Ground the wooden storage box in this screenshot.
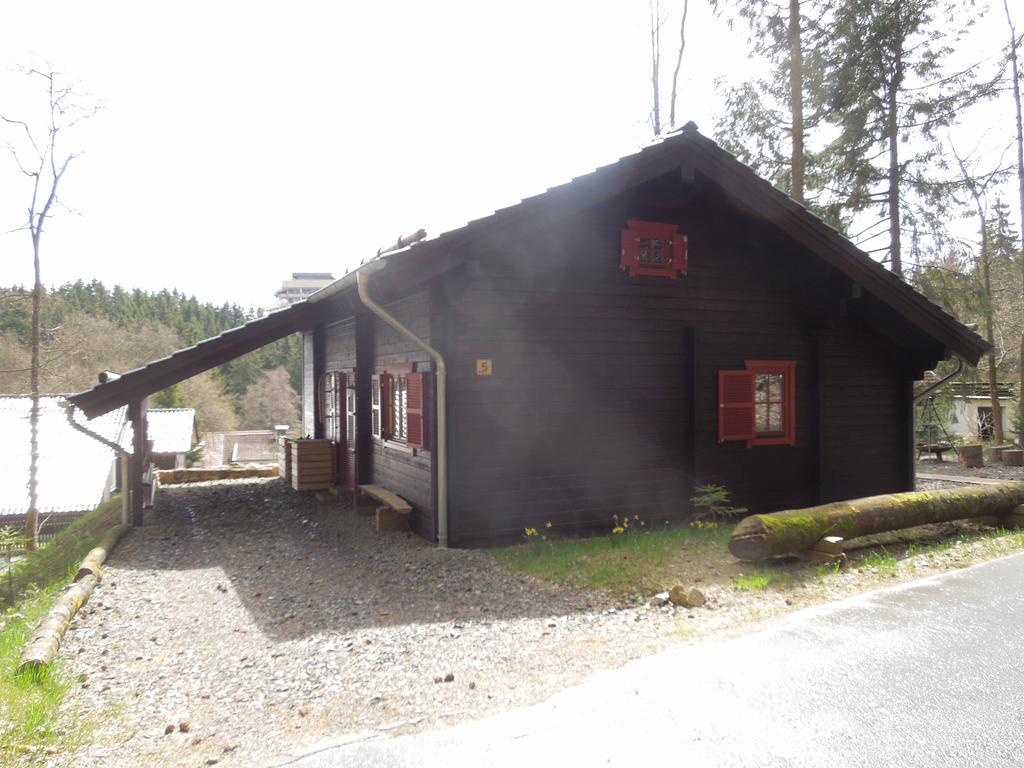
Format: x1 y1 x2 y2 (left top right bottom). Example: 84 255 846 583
279 437 292 481
290 439 335 491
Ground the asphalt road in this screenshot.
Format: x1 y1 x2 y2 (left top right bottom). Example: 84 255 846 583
267 553 1024 768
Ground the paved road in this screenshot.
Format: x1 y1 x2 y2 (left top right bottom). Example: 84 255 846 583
267 553 1024 768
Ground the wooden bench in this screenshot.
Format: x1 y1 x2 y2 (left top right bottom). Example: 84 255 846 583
358 484 412 532
917 442 953 462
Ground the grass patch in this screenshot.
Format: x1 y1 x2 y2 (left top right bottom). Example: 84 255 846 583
2 496 122 610
493 522 734 596
731 568 791 591
0 497 122 762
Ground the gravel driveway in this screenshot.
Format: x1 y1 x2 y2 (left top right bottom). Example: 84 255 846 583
52 479 688 768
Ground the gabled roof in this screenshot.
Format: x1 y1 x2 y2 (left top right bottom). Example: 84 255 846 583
147 408 197 454
70 124 990 418
0 396 128 516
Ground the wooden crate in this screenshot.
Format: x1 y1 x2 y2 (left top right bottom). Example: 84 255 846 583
279 437 292 481
290 439 335 491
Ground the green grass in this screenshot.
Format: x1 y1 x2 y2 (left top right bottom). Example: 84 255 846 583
1 496 122 610
0 497 122 762
493 521 734 596
732 568 792 591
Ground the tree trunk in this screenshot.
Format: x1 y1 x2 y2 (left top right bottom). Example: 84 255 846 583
668 0 689 130
788 0 805 204
729 483 1024 560
26 233 42 551
650 0 662 136
980 215 1005 445
1005 0 1024 445
887 58 903 278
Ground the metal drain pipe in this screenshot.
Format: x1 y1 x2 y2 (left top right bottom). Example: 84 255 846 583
355 261 449 548
913 356 965 404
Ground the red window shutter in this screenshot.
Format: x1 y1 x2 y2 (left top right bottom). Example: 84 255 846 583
719 370 755 442
379 372 393 439
673 234 689 274
371 374 382 438
406 372 425 448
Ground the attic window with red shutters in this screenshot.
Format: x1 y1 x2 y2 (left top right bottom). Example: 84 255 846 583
718 360 796 447
620 219 688 278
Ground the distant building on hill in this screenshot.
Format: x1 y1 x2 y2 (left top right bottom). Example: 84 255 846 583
275 273 334 305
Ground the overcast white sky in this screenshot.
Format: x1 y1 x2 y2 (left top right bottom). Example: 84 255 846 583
0 1 1017 309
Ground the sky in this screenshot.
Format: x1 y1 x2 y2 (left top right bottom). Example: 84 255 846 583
0 1 1018 310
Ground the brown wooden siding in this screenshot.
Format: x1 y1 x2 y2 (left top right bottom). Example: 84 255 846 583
351 289 436 540
820 322 913 500
443 176 909 545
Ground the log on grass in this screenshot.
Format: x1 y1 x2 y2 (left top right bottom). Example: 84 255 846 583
729 483 1024 561
75 524 128 582
18 523 128 673
18 575 97 673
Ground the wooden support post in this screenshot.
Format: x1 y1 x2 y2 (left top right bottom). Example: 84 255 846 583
120 453 130 526
128 399 147 527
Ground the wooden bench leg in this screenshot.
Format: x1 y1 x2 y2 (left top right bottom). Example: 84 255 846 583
376 506 408 533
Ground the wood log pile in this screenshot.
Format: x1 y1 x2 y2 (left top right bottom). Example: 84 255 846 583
729 483 1024 561
18 524 128 673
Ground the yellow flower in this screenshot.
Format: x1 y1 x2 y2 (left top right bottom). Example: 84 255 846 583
612 526 625 535
546 521 553 529
633 514 640 521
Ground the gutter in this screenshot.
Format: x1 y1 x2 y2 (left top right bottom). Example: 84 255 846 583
913 355 965 405
62 400 131 525
354 259 450 548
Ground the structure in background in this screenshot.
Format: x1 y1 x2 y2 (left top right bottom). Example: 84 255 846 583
199 430 280 467
0 396 130 540
275 273 335 306
945 382 1018 443
146 408 198 469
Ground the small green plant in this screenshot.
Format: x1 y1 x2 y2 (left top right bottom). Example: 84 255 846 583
691 484 748 523
522 521 554 555
610 513 644 546
0 526 27 604
732 568 790 591
861 547 899 576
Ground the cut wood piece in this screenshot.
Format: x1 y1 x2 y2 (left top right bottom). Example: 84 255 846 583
75 524 129 582
1003 450 1024 467
376 506 408 532
729 483 1024 560
359 484 412 513
813 536 845 555
991 444 1014 463
802 550 847 565
959 444 984 468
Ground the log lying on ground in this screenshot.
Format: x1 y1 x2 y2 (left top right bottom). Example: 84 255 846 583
729 483 1024 561
75 524 128 582
18 524 129 673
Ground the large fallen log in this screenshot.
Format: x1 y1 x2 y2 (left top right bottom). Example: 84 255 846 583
729 483 1024 561
18 523 129 673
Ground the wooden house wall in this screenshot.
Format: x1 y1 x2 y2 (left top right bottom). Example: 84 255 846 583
315 290 437 539
441 175 913 546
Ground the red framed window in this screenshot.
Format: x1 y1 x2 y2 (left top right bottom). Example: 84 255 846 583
319 371 344 443
718 360 796 447
620 219 688 279
371 365 426 449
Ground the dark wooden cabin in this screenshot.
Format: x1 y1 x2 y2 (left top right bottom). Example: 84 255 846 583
70 124 990 546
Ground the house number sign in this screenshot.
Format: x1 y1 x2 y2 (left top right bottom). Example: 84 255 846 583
476 359 493 376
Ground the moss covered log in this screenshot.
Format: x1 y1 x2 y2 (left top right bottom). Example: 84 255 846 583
729 483 1024 561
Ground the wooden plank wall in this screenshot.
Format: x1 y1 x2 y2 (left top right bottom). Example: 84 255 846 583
442 176 909 546
319 292 436 540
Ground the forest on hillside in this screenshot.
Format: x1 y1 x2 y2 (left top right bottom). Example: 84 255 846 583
0 281 301 434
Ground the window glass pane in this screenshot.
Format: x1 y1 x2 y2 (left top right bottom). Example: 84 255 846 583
768 374 782 403
767 403 783 433
638 237 664 265
755 373 769 402
755 403 769 433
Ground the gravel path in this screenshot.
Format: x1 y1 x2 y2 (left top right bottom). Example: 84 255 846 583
916 457 1024 482
50 471 1000 767
52 479 695 768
